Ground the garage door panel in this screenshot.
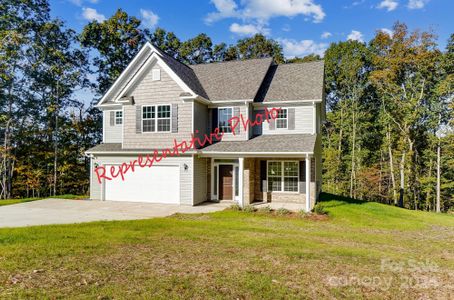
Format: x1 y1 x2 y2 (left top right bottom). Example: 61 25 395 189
104 165 180 204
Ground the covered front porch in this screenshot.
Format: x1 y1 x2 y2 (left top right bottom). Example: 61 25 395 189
204 156 318 212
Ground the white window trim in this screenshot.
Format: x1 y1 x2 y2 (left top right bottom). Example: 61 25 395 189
275 108 288 130
141 104 172 133
218 107 234 135
267 160 299 193
114 110 123 125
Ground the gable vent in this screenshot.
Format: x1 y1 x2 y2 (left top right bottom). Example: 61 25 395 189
152 68 161 81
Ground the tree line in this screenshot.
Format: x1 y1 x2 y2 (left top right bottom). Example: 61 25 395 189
1 1 452 211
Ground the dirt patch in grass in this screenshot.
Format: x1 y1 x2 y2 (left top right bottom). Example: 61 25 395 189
0 197 453 299
169 213 212 221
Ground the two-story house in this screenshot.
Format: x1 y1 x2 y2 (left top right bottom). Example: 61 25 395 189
86 42 325 211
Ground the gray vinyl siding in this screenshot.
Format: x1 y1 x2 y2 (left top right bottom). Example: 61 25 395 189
193 156 208 205
259 103 315 135
103 110 123 143
122 60 192 149
89 154 194 205
193 101 208 147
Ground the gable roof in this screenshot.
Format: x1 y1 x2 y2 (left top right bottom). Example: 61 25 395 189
154 47 208 98
97 42 205 106
97 42 324 106
190 58 273 101
256 61 324 102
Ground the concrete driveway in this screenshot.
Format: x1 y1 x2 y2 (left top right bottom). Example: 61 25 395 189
0 199 230 228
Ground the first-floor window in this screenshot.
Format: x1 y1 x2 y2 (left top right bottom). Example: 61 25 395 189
142 105 171 132
218 107 233 133
283 161 298 192
268 161 282 191
267 161 299 192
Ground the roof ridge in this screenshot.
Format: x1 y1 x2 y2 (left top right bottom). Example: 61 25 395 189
150 42 194 71
280 60 325 67
190 56 273 68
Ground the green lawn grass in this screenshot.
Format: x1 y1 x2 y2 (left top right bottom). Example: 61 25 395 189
0 194 87 207
0 193 452 299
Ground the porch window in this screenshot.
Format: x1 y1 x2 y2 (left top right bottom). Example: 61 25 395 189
283 162 298 192
218 107 233 133
276 108 288 129
267 161 299 192
267 161 282 191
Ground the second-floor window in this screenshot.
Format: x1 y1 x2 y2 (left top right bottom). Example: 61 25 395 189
142 105 171 132
218 107 232 133
115 111 123 125
276 108 288 129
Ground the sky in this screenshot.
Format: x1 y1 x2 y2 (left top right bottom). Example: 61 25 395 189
48 0 453 104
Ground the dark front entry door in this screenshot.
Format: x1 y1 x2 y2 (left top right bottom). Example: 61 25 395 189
219 165 233 200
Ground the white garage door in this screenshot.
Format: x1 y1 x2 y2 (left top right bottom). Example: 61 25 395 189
104 165 180 204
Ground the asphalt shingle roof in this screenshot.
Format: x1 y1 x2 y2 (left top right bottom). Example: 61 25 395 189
86 134 317 154
190 58 273 101
156 49 208 98
200 134 317 153
256 61 324 102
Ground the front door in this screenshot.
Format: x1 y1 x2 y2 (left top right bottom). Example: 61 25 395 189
219 165 233 200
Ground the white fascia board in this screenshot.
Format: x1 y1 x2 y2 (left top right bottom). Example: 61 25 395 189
97 43 153 106
210 99 253 103
180 95 211 105
208 99 253 107
197 151 313 158
253 99 322 106
95 103 123 109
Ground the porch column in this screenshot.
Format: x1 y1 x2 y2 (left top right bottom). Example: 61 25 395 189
305 154 311 212
239 157 244 207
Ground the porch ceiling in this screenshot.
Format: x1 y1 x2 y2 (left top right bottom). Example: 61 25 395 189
199 134 316 154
